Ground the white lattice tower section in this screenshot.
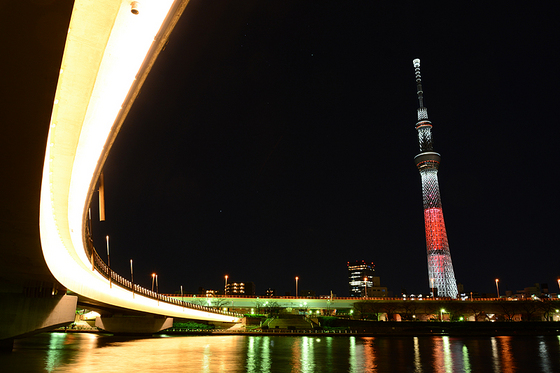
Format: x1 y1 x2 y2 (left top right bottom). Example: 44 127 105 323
413 59 458 298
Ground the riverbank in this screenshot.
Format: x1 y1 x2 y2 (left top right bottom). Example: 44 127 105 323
56 321 560 337
164 321 560 337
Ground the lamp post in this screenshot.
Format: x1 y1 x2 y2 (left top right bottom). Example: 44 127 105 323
225 275 228 294
440 308 445 321
363 276 368 298
152 273 156 292
130 259 134 298
155 274 159 305
106 235 111 288
295 276 299 297
495 279 500 298
181 285 184 310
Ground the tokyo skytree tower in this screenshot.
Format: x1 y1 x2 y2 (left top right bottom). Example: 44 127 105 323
413 59 458 298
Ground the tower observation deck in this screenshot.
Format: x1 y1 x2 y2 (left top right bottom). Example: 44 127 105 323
413 59 458 298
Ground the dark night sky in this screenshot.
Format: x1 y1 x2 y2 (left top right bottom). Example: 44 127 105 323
91 2 560 297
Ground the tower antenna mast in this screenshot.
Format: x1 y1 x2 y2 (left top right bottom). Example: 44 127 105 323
413 59 458 298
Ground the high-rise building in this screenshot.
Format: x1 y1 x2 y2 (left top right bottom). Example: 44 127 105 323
347 260 375 297
413 59 458 298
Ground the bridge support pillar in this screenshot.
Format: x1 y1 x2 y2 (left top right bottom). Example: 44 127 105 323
95 315 173 334
0 293 77 349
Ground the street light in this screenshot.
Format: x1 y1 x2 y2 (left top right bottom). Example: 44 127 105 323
363 277 368 298
152 273 156 292
440 308 445 321
295 276 299 297
106 235 111 287
225 275 228 294
495 279 500 298
130 259 134 298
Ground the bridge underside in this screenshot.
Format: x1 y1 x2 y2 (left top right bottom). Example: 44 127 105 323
0 0 76 347
1 0 238 347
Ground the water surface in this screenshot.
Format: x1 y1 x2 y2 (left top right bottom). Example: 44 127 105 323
2 332 560 372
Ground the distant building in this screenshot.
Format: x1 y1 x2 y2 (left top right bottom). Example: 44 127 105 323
348 260 374 297
225 281 255 295
519 283 549 298
347 260 388 297
205 289 221 297
265 288 276 297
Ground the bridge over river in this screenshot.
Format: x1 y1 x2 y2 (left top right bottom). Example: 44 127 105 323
3 1 559 351
1 0 240 349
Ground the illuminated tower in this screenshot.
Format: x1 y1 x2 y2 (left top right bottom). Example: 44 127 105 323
413 59 458 298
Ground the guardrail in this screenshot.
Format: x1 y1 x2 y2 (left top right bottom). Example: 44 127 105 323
156 293 560 302
84 234 242 318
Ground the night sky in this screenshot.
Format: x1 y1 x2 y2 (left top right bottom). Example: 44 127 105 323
90 2 559 297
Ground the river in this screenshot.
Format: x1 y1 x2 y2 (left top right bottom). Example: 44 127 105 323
1 332 560 372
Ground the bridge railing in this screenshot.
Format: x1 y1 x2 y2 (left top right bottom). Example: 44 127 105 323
84 233 241 318
156 293 560 302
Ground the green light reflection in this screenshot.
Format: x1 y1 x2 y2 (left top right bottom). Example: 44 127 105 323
246 336 256 372
326 337 333 368
260 336 271 373
462 344 471 373
45 333 67 373
300 336 315 373
442 336 452 371
348 336 356 371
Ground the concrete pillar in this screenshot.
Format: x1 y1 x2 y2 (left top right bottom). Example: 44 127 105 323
0 293 77 346
95 315 173 334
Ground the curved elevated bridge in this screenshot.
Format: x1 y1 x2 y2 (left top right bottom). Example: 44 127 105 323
1 0 239 349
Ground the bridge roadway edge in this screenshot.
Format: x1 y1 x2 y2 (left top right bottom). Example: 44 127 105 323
1 0 238 347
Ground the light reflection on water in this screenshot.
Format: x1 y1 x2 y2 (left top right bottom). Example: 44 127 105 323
2 332 560 372
491 336 501 373
497 336 515 373
538 336 552 373
462 344 471 373
414 336 423 373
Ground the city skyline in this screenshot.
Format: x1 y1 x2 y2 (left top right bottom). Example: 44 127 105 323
86 2 559 297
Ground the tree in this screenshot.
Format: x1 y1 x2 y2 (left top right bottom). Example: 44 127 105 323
466 303 488 322
188 297 208 307
353 300 381 320
442 300 468 321
497 300 519 321
400 301 420 321
262 301 283 316
422 303 439 321
381 302 399 321
210 298 229 309
518 300 542 321
539 300 557 321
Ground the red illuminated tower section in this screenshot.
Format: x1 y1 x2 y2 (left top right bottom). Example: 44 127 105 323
413 59 458 298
